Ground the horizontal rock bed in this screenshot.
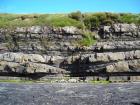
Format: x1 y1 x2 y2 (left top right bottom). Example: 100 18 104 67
0 24 140 79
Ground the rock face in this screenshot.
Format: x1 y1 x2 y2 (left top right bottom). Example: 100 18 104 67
99 23 140 39
0 26 83 75
0 61 66 74
0 24 140 76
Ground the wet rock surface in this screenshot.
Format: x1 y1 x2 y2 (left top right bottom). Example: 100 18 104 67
0 83 140 105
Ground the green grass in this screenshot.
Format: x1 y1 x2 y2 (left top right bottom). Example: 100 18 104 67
0 13 83 29
45 16 83 28
79 31 96 46
0 12 139 29
120 13 140 24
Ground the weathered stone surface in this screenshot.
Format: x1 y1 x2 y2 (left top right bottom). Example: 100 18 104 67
0 52 66 65
128 60 140 71
27 26 42 33
0 24 140 75
0 53 46 63
80 51 140 63
125 51 134 59
67 55 81 64
94 41 140 51
15 27 27 33
100 23 139 39
96 53 109 62
106 65 115 72
61 26 81 34
14 26 82 35
134 50 140 59
0 52 67 74
0 61 66 74
106 61 129 72
46 55 65 64
120 23 137 32
68 79 77 83
114 61 129 72
0 26 83 56
113 24 121 32
108 52 125 61
88 54 96 62
0 61 19 72
106 59 140 72
26 62 66 73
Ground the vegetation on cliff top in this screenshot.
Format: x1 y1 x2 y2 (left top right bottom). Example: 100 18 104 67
0 12 140 29
1 12 139 47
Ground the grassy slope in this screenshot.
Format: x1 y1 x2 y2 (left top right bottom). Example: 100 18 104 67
0 12 140 29
0 12 140 46
0 13 83 28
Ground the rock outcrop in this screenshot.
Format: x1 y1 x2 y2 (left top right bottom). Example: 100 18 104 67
99 23 140 39
0 24 140 77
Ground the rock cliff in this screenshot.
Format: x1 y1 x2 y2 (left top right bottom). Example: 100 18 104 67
0 24 140 77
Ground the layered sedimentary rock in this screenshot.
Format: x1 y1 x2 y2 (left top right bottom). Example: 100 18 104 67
99 23 140 39
0 24 140 76
0 26 83 75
